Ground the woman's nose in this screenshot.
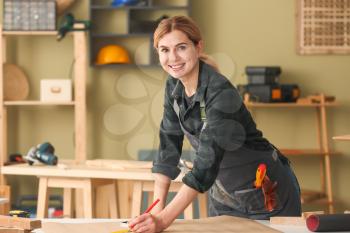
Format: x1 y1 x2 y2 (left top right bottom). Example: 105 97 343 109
169 50 179 62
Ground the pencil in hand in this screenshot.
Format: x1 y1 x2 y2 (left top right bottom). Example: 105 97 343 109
121 198 160 224
144 198 160 214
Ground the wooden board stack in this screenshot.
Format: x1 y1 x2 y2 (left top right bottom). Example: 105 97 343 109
0 215 41 233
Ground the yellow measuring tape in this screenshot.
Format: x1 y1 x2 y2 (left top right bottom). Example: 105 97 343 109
111 229 129 233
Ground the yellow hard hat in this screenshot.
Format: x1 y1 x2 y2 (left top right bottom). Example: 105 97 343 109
96 45 131 65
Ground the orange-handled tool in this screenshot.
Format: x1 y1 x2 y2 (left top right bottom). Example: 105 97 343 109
254 163 267 188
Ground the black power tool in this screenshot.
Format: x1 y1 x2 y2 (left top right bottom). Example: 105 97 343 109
25 142 58 166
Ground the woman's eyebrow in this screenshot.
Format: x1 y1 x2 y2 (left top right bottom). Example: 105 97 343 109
158 45 168 49
159 42 188 49
175 42 188 47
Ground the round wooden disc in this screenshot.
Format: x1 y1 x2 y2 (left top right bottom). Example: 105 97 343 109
3 63 30 101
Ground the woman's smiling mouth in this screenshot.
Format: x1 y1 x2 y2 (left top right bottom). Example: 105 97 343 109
169 63 185 71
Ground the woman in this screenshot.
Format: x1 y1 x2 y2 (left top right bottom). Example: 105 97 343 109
129 15 301 233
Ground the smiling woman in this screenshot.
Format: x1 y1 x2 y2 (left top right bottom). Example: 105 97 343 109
128 16 302 233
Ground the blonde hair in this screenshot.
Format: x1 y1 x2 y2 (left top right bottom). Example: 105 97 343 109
153 16 219 72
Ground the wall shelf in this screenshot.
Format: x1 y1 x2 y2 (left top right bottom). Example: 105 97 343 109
3 31 57 36
332 135 350 141
280 149 340 156
91 5 188 10
89 0 190 66
92 63 160 68
4 101 76 106
0 26 88 186
91 33 152 38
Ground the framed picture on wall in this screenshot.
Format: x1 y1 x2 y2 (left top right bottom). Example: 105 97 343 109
296 0 350 54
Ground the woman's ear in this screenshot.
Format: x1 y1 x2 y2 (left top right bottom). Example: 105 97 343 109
197 40 204 54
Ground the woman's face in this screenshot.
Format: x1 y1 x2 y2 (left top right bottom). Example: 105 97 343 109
157 30 201 80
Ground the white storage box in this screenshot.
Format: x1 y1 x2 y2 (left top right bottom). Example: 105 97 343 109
40 79 72 102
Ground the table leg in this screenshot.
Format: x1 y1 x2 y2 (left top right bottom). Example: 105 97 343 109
198 192 208 218
83 179 93 218
37 177 49 219
131 181 142 218
63 188 73 218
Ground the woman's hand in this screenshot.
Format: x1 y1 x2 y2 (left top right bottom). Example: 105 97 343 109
128 213 164 233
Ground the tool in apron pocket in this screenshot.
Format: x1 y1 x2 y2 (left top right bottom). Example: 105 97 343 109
254 163 278 212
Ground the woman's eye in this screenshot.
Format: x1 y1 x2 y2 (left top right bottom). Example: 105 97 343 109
178 45 187 51
160 48 168 53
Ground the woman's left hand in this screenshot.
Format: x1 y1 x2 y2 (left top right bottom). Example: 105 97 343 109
128 213 163 233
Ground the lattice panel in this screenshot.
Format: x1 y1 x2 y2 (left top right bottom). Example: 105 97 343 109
296 0 350 54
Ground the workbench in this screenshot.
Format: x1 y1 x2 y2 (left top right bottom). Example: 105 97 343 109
1 160 207 219
29 216 312 233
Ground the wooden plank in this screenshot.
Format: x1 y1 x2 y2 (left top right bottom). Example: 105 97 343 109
1 163 187 182
117 180 132 218
0 227 31 233
85 160 152 169
333 135 350 141
0 215 41 230
0 26 7 185
47 177 91 189
108 182 119 218
73 30 87 162
302 211 324 219
320 94 334 213
95 182 118 218
270 216 305 226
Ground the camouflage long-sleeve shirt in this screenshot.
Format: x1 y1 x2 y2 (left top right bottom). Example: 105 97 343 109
152 61 272 193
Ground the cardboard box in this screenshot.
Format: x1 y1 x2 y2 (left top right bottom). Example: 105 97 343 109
40 79 72 102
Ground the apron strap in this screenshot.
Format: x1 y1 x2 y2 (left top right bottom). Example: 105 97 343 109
173 99 207 133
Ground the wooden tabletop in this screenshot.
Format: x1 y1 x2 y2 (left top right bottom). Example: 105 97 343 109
332 135 350 141
35 217 314 233
1 160 184 182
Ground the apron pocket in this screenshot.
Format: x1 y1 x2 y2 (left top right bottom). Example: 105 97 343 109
210 179 282 215
234 186 282 215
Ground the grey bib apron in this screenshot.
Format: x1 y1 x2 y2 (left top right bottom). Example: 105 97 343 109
173 98 301 220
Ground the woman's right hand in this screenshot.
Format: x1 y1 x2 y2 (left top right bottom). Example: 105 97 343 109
129 213 164 233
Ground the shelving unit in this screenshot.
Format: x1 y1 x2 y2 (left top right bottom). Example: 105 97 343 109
245 94 338 213
0 26 88 184
89 0 190 67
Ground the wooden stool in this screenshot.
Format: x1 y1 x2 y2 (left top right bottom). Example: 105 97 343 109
131 181 208 219
36 177 118 218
